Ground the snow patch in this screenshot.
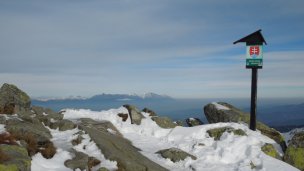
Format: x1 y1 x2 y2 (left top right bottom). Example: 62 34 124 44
62 108 299 171
31 149 72 171
0 124 6 134
212 102 230 110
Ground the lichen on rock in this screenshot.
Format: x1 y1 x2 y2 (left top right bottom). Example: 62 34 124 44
261 143 281 160
284 132 304 171
207 127 247 140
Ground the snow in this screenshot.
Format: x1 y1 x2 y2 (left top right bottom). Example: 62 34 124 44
0 124 6 134
31 149 72 171
63 107 300 171
212 102 230 110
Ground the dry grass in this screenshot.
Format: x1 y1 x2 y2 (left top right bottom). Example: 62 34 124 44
11 131 57 158
40 141 56 159
10 131 38 156
88 157 101 171
0 132 18 145
0 148 10 162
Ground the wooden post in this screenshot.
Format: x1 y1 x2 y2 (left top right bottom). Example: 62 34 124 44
250 68 258 130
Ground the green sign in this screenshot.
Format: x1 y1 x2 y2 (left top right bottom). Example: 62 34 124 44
246 45 263 68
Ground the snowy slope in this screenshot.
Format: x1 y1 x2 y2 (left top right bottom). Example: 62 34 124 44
61 107 299 171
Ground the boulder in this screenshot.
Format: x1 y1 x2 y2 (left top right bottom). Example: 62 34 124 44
123 105 145 125
204 102 287 151
186 118 203 127
0 144 31 171
156 148 197 162
151 116 177 129
77 118 168 171
5 117 56 158
6 117 52 145
0 83 31 114
261 143 281 160
142 108 157 116
50 119 76 131
207 127 247 140
65 150 100 171
284 132 304 171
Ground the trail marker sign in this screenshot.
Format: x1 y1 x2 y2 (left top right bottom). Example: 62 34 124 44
233 29 267 131
246 45 263 68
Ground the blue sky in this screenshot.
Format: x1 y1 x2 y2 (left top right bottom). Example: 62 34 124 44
0 0 304 98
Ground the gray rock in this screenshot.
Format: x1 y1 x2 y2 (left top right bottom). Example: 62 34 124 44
207 127 247 140
142 108 157 116
50 119 76 131
6 117 52 144
0 83 31 114
204 102 287 152
151 116 177 129
283 132 304 171
64 150 100 171
186 118 203 127
123 104 145 125
78 118 168 171
32 106 63 127
80 118 122 137
0 144 31 171
156 148 197 162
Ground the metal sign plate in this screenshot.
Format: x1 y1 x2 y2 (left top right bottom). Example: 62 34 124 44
246 45 263 68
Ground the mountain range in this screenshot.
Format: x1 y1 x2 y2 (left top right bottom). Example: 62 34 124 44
32 93 304 131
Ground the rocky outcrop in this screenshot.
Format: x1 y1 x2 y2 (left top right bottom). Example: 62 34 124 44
151 116 177 129
78 118 168 171
284 132 304 171
156 148 197 162
207 127 247 140
0 83 31 114
0 144 31 171
123 104 145 125
186 118 203 127
204 102 287 151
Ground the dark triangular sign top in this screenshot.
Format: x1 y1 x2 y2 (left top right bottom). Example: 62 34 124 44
233 29 267 46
